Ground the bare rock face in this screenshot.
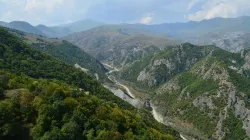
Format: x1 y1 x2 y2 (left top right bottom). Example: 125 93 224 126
156 79 180 95
233 99 250 137
214 110 226 140
136 58 176 87
191 32 250 53
137 70 157 87
193 95 216 110
242 51 250 71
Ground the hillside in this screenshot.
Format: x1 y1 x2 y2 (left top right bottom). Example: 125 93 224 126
7 28 108 81
0 27 180 139
116 43 250 139
62 25 177 68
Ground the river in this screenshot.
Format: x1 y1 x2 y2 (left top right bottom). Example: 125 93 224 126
103 63 187 140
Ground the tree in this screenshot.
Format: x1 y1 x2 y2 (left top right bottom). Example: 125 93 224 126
0 87 4 98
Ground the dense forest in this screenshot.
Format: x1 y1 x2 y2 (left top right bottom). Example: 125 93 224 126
7 28 108 81
0 27 180 139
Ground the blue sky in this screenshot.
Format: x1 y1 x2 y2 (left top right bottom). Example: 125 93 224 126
0 0 250 26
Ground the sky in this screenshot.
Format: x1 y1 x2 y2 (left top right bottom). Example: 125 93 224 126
0 0 250 26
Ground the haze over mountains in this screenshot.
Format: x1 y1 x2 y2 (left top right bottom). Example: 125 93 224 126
0 19 106 37
1 16 250 53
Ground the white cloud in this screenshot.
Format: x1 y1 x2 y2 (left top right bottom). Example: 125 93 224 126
0 0 25 6
0 11 12 22
139 14 153 24
188 0 250 21
24 0 65 13
187 0 201 11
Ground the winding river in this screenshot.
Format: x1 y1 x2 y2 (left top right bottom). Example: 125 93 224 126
102 63 187 140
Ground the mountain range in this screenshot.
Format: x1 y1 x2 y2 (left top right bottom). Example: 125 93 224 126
0 19 105 38
61 17 250 69
2 16 250 53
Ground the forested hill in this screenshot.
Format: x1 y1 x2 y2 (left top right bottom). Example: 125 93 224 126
6 28 108 81
0 27 180 139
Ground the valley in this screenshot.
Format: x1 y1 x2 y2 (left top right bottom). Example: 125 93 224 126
103 64 189 139
100 43 250 139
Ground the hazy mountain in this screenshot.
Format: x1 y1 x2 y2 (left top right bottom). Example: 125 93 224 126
121 16 250 52
36 24 73 37
36 24 56 36
0 21 7 27
62 19 105 32
117 43 250 139
49 26 73 37
62 25 177 68
6 21 46 36
142 16 250 37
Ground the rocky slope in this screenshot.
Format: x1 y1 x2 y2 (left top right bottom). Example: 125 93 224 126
62 25 177 68
185 32 250 53
117 43 250 139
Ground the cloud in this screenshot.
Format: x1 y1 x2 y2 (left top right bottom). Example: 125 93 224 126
187 0 201 11
0 11 12 21
188 0 250 21
139 14 154 24
0 0 249 25
24 0 65 13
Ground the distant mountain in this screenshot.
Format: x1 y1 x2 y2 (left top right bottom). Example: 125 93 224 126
6 21 46 36
62 25 177 68
142 16 250 37
63 19 105 32
36 24 56 36
124 16 250 52
36 24 73 37
49 26 73 37
0 21 73 37
0 21 7 27
189 32 250 52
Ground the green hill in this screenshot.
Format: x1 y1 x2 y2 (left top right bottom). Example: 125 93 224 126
7 28 108 81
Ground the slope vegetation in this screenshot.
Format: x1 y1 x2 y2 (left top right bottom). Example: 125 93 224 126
7 28 108 81
0 27 180 139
